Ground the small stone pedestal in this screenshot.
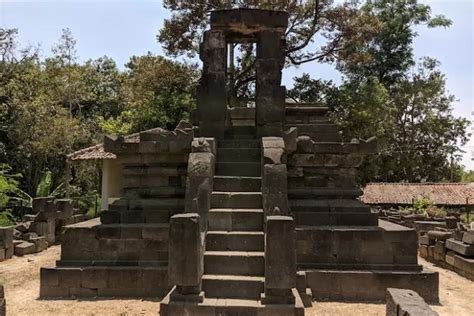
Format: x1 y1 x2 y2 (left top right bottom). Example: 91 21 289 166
262 215 296 304
167 213 204 303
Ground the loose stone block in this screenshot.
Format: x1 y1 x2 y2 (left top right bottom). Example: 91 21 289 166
427 230 451 241
386 288 438 316
462 230 474 244
433 241 446 262
31 236 48 252
14 241 36 256
445 238 474 257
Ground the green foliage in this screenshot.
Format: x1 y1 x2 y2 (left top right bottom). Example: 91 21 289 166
36 170 52 197
413 197 432 214
158 0 381 97
0 210 14 227
0 164 21 207
1 28 197 198
289 0 468 183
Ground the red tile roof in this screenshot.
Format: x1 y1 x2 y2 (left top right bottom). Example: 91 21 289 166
362 183 474 206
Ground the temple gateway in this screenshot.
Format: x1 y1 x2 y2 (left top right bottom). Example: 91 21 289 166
40 8 439 315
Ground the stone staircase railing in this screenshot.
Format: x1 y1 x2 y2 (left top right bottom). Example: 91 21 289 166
166 137 216 303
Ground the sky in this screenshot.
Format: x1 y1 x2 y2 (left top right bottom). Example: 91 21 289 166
1 0 473 168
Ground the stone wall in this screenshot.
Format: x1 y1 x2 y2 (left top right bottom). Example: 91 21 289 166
419 229 474 281
40 121 194 298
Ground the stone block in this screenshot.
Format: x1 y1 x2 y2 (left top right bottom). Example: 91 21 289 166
168 214 202 291
21 232 38 241
427 230 451 241
32 197 53 213
0 227 13 247
15 222 30 233
452 254 474 279
265 216 296 293
445 238 474 257
386 288 438 316
445 251 456 266
14 241 36 256
262 164 288 217
433 241 446 262
81 268 108 289
462 230 474 244
41 267 60 287
31 236 48 252
4 247 13 259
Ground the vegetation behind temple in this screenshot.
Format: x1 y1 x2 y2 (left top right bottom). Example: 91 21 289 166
0 0 471 208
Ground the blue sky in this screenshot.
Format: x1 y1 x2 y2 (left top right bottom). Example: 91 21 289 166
1 0 473 169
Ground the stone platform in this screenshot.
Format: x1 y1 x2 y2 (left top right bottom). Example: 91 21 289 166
160 287 304 316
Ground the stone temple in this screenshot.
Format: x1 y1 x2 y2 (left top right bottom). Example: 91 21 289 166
40 8 439 315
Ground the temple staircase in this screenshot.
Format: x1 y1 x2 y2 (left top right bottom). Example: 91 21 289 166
203 128 265 299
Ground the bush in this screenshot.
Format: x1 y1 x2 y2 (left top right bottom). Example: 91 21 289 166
0 210 14 227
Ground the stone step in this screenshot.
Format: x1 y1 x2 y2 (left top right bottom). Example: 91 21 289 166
202 274 264 300
101 209 181 224
123 187 185 199
216 162 261 177
289 199 370 213
211 192 262 209
218 139 260 148
208 209 264 231
225 134 257 140
216 148 260 163
206 231 264 251
108 198 185 211
204 251 264 276
294 212 378 226
226 126 256 135
213 176 261 192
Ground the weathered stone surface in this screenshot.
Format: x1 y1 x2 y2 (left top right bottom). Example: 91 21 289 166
445 238 474 257
15 222 30 233
0 227 13 250
265 216 296 294
262 164 288 217
14 241 36 256
168 214 202 291
462 230 474 244
427 230 452 241
386 288 438 316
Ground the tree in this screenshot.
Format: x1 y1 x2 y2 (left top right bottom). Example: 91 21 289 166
338 0 452 85
98 53 198 134
289 0 468 183
158 0 381 97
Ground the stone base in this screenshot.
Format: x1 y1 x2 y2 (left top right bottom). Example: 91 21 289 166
305 268 439 304
40 265 169 298
160 288 305 315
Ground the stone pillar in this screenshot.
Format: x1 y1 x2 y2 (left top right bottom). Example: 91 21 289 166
256 30 286 137
261 137 288 217
197 30 227 139
168 213 204 302
263 216 296 304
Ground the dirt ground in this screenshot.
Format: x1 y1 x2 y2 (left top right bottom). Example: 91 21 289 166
0 246 472 315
